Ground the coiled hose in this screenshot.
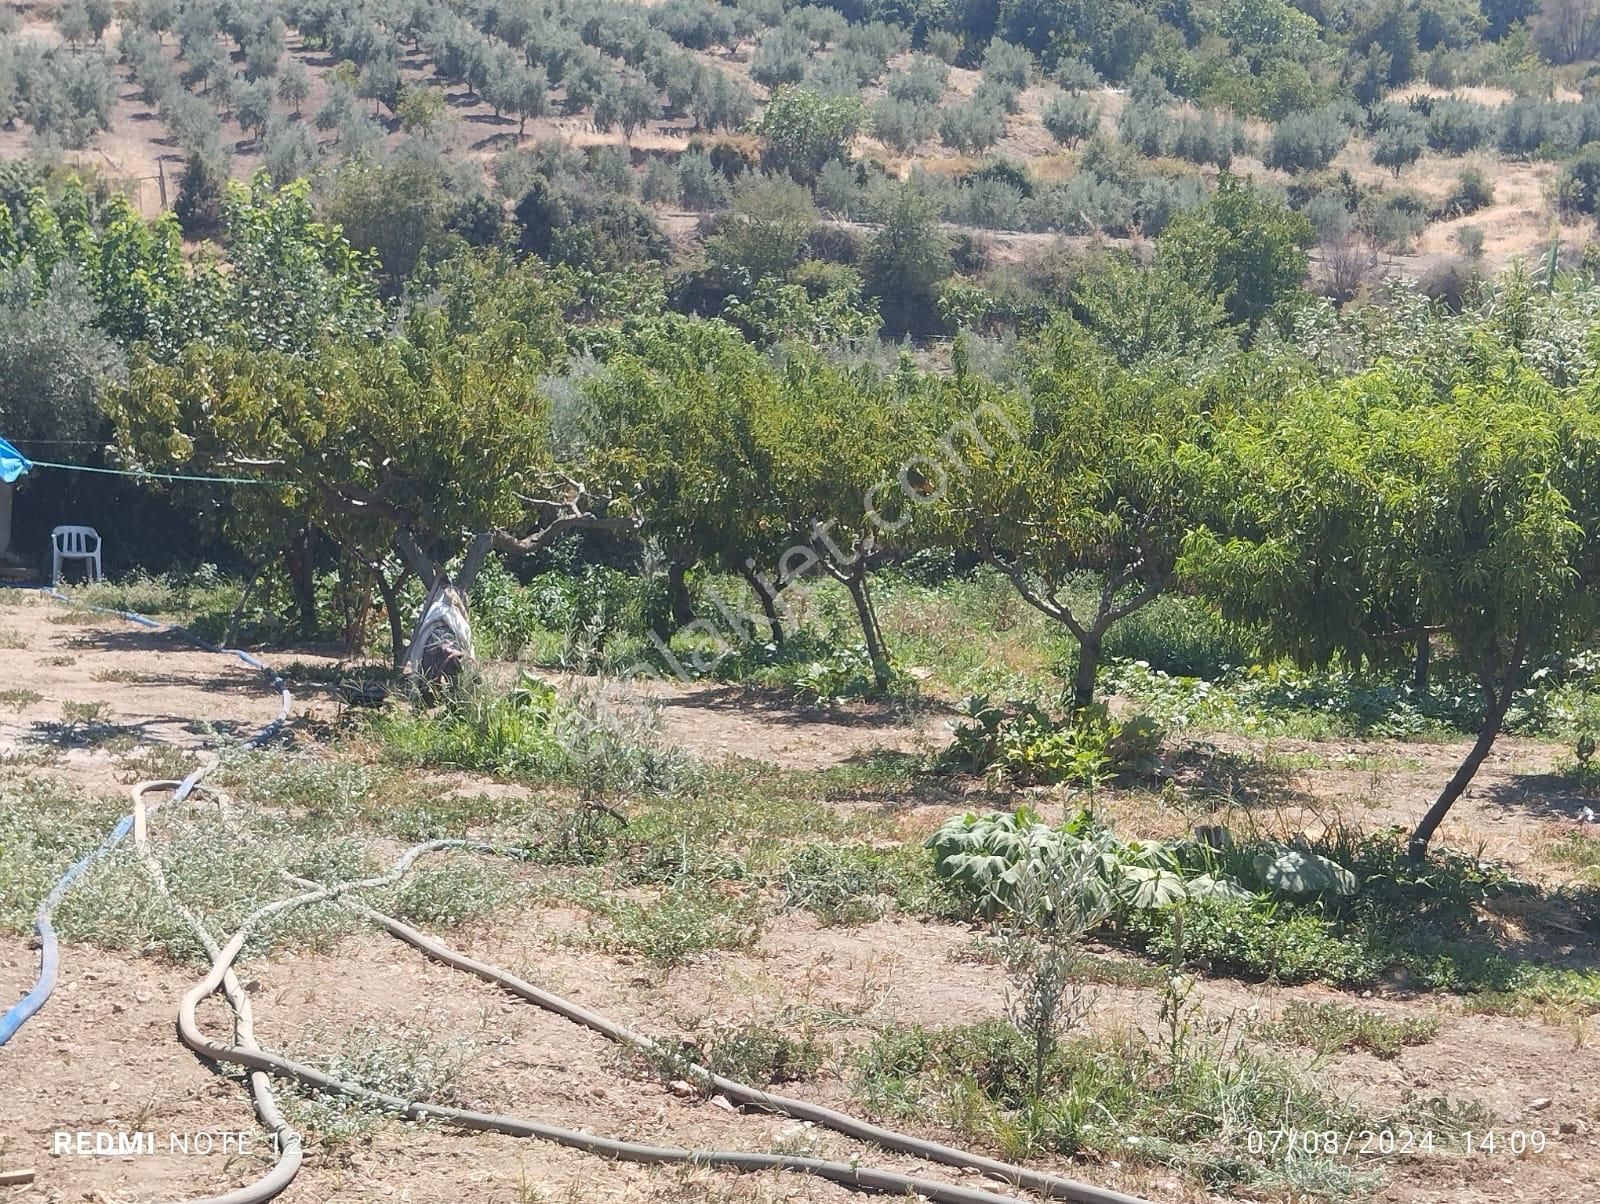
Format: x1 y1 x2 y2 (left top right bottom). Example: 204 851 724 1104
167 838 1151 1204
131 780 304 1204
0 590 291 1049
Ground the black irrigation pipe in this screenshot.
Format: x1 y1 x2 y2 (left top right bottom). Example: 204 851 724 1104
172 841 1152 1204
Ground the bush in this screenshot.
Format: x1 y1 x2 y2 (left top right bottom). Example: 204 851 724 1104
1560 143 1600 215
946 176 1026 229
373 672 699 797
1170 111 1243 168
174 148 226 236
1358 188 1430 251
1266 108 1349 172
1443 166 1494 216
871 95 936 154
640 156 680 204
1498 96 1562 156
1042 91 1097 147
1425 97 1497 154
981 38 1034 93
938 701 1163 786
1372 115 1425 175
750 24 810 89
886 54 948 106
1117 101 1171 157
939 97 1007 153
676 149 728 210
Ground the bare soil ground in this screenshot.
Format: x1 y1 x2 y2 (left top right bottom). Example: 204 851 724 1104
1 594 1598 1204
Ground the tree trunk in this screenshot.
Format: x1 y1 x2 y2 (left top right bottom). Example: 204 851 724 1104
1413 631 1431 693
1407 667 1518 859
285 526 318 636
843 569 891 692
666 561 696 628
740 565 785 646
373 563 406 669
1071 634 1103 710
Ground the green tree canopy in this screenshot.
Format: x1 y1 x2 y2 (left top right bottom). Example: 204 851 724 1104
1181 348 1600 855
1157 173 1312 334
931 326 1225 707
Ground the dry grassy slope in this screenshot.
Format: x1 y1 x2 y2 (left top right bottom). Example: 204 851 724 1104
2 5 1594 274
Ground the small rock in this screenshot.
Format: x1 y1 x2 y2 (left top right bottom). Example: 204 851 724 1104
1560 1121 1578 1135
710 1095 734 1112
668 1079 697 1098
134 991 152 1005
1529 1097 1552 1111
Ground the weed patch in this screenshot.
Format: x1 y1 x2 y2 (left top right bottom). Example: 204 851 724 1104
1252 1000 1439 1058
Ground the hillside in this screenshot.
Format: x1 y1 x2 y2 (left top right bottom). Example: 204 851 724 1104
3 0 1599 298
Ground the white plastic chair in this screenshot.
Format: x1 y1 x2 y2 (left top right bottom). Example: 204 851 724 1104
51 526 103 585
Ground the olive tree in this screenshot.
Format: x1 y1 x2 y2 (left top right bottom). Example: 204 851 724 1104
1181 356 1600 858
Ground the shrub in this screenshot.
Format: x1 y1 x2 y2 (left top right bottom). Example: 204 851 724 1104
946 176 1026 229
886 54 947 106
1117 101 1171 157
981 38 1034 93
373 672 699 797
1042 91 1097 147
1498 96 1561 156
925 29 961 64
750 24 810 89
1359 188 1429 251
1372 115 1426 175
640 156 680 204
871 95 936 154
939 97 1007 153
1559 143 1600 216
1443 166 1494 216
1425 97 1497 154
1454 224 1485 258
1266 108 1349 172
1170 111 1243 168
174 148 226 236
676 149 728 210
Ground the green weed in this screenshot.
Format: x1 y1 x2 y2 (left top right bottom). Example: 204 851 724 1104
646 1022 826 1091
283 1023 479 1159
855 1015 1386 1198
372 673 699 797
1252 1000 1439 1058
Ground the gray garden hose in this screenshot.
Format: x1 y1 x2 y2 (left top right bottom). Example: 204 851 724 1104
131 781 305 1204
318 887 1152 1204
169 840 1151 1204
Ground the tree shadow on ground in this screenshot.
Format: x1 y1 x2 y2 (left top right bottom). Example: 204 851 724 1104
1167 741 1317 811
1483 773 1598 823
652 682 935 730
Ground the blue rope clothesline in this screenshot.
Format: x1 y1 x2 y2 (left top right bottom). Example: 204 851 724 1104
24 459 289 486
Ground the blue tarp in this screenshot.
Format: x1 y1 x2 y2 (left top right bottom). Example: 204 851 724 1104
0 437 29 484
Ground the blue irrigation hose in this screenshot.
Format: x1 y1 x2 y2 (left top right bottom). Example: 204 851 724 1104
0 587 291 1048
